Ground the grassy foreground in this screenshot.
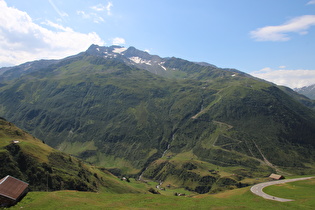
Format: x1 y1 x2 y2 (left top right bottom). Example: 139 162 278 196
10 178 315 209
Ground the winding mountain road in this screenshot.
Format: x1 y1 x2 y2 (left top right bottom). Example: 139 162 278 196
250 177 314 202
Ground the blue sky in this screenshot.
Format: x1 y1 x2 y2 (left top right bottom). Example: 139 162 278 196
0 0 315 88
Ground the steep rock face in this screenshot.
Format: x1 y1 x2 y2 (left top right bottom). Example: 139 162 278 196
85 45 171 76
0 45 315 191
84 45 243 79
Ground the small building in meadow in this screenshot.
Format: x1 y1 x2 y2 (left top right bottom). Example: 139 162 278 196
269 173 285 180
0 175 29 207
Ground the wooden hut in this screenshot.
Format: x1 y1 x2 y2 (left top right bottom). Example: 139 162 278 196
269 173 285 180
0 175 29 207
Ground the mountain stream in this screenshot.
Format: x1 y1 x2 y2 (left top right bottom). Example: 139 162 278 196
138 130 177 181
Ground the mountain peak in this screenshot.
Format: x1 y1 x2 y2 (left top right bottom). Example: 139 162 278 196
295 83 315 100
84 45 168 74
86 45 147 56
86 44 129 56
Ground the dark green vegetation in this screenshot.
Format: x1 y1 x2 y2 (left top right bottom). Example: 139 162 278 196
0 117 140 193
0 45 315 194
10 178 315 209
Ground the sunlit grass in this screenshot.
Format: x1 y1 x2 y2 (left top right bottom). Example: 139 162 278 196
12 178 315 210
263 178 315 201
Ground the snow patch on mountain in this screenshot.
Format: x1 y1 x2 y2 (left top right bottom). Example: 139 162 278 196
295 84 315 91
129 57 152 65
113 47 127 54
104 54 117 59
159 63 167 71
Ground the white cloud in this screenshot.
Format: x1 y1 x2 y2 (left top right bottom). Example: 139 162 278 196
41 20 73 32
251 68 315 88
250 15 315 41
0 0 104 67
258 67 273 72
78 3 112 23
307 0 315 5
106 2 113 16
77 10 90 19
77 10 105 23
48 0 68 19
91 4 106 12
112 37 126 45
91 2 113 16
94 16 105 23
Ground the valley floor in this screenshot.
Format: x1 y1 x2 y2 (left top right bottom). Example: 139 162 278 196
9 177 315 210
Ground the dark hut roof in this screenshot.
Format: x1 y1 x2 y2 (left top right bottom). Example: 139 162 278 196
269 173 285 180
0 175 29 200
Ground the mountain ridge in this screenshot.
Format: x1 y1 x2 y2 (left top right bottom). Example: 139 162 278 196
295 84 315 100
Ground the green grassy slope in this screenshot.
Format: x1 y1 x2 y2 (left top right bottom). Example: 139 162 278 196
0 117 141 193
10 178 315 209
263 178 315 201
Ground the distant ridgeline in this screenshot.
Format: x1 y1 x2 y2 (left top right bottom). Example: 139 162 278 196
0 45 315 194
295 84 315 100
